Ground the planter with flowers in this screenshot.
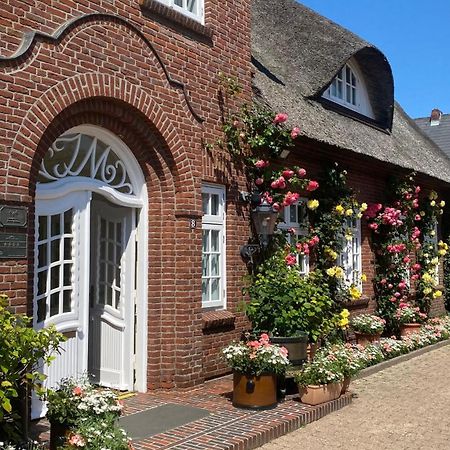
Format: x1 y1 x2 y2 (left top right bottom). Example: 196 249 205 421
44 377 129 450
222 333 290 409
294 353 344 405
394 303 427 337
351 314 386 346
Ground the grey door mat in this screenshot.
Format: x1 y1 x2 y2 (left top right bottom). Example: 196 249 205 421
119 403 210 439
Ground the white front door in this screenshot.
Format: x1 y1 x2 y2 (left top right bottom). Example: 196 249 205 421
88 198 135 390
32 191 91 419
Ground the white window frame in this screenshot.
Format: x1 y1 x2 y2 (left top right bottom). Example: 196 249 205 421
154 0 204 24
322 59 375 119
339 217 362 290
202 184 226 309
278 199 310 276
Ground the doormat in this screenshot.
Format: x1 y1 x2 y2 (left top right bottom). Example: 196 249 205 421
119 403 210 439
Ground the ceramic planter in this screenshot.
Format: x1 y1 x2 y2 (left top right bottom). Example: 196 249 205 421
271 333 308 366
232 372 277 409
400 323 421 337
298 381 343 406
354 331 381 347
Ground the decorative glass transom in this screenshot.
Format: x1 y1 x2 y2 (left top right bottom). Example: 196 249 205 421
38 134 134 195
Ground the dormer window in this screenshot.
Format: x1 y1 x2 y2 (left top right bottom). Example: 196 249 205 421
155 0 204 24
323 60 375 119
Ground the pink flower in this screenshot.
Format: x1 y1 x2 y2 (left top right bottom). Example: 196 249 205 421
302 243 310 255
380 278 387 285
72 386 84 396
283 191 300 206
261 192 273 204
290 127 300 139
388 283 393 289
285 253 297 266
273 112 288 124
272 202 280 212
282 169 295 179
364 203 383 219
68 434 86 447
271 180 279 189
279 346 289 357
414 214 421 221
394 292 401 298
255 177 264 186
404 193 412 200
247 340 261 349
311 235 320 244
306 180 319 191
412 263 421 271
412 198 419 209
368 222 378 230
415 186 421 194
411 274 420 281
403 256 411 264
297 168 306 177
255 160 269 169
389 297 397 302
259 333 270 344
398 281 407 290
287 227 296 234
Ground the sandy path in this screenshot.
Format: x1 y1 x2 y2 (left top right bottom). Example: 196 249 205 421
260 344 450 450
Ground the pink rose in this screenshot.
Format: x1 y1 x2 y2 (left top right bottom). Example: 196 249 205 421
290 127 300 139
280 346 289 357
415 186 421 194
368 223 378 230
412 198 419 209
380 278 387 285
285 253 297 266
259 333 270 344
255 177 264 185
72 386 84 396
272 202 280 212
297 168 306 177
68 434 85 447
287 227 296 234
282 169 294 179
255 160 269 169
271 180 279 189
273 112 288 124
306 180 319 191
388 283 393 289
414 214 421 221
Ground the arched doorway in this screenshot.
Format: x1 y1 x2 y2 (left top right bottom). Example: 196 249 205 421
32 125 148 418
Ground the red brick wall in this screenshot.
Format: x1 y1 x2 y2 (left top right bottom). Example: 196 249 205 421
0 0 251 389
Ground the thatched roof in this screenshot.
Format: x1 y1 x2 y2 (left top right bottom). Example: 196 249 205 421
415 113 450 158
251 0 450 183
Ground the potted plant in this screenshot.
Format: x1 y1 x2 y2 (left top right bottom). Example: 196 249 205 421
350 314 386 346
294 353 344 405
244 250 336 365
44 376 124 450
222 333 290 409
394 303 427 337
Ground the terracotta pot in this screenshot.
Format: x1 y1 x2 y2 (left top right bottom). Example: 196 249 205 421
400 323 421 337
50 420 72 450
232 372 277 409
298 382 343 406
271 334 308 366
341 376 351 395
354 331 381 347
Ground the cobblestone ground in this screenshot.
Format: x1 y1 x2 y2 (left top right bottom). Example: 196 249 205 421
261 344 450 450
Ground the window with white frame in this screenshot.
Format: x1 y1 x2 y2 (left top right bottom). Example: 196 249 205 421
155 0 204 23
322 60 375 119
278 200 309 276
339 217 362 289
202 184 226 309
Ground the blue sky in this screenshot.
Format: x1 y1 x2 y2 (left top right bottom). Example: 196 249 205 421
297 0 450 119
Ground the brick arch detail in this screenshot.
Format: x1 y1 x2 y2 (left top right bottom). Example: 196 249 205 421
5 72 198 214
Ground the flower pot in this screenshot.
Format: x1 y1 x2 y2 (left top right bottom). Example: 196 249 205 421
50 420 72 450
271 333 308 366
232 372 277 409
298 382 343 406
341 376 351 395
400 323 421 337
354 331 381 347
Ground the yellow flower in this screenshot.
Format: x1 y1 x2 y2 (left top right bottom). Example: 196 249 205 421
430 200 436 207
340 309 350 319
440 200 446 207
429 191 438 200
361 273 367 282
345 229 353 241
433 290 443 298
339 318 349 329
423 287 432 295
357 212 363 219
335 205 345 215
438 249 447 257
335 266 344 278
431 257 439 265
345 208 353 217
430 230 436 237
349 286 361 300
422 273 433 283
326 267 336 277
307 199 319 210
360 203 368 212
420 211 426 217
325 248 338 260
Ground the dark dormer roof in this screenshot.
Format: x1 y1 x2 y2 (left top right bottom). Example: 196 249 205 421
251 0 450 183
415 113 450 158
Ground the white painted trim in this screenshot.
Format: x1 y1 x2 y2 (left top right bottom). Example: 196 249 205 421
154 0 204 24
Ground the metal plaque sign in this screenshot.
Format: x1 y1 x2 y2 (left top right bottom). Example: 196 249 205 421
0 206 28 228
0 233 27 258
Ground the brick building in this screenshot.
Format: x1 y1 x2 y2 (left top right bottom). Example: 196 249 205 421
0 0 449 419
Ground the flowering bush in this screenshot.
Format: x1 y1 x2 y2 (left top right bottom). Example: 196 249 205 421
350 314 386 335
317 343 363 378
222 333 290 376
45 376 122 426
294 352 344 386
394 303 427 325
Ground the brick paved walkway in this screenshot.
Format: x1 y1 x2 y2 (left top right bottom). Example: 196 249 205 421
260 343 450 450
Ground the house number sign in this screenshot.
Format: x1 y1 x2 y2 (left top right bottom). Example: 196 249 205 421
0 206 28 258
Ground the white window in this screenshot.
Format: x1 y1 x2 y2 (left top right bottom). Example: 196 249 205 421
278 200 309 276
339 217 362 289
155 0 204 23
202 184 226 309
323 60 375 119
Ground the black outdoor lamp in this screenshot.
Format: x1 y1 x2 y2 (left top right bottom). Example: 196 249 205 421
240 196 279 266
